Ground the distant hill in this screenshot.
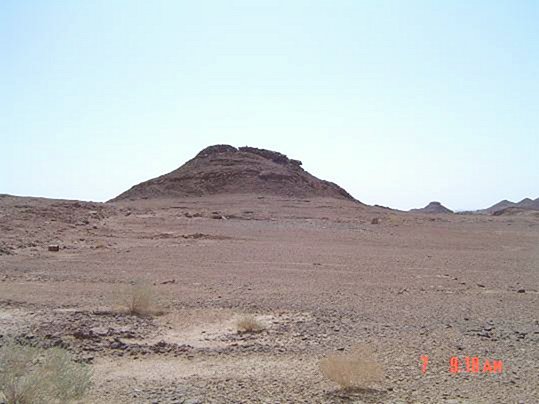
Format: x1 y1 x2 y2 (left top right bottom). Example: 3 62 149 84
482 199 514 213
517 198 538 209
409 201 453 214
110 145 358 202
479 197 539 215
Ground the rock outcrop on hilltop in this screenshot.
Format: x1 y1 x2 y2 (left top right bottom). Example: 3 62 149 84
110 145 357 202
410 201 453 214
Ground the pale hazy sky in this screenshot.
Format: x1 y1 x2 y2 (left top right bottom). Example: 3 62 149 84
1 1 538 210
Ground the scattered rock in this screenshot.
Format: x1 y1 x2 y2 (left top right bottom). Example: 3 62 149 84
397 288 408 295
184 212 202 218
0 245 13 255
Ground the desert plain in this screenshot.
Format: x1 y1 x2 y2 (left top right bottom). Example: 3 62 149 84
0 191 537 403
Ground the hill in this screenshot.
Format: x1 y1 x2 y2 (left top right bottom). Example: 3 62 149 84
409 201 453 214
110 145 357 202
480 197 539 214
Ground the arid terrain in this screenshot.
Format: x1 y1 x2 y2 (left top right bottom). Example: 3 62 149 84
3 0 538 398
1 191 538 403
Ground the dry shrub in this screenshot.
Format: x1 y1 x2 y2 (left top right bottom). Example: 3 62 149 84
236 315 266 334
0 342 92 404
120 281 161 317
319 345 384 390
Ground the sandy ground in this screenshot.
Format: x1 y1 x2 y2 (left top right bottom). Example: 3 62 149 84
0 194 538 403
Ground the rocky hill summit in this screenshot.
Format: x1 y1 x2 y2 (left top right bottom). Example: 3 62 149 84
110 145 357 202
410 201 453 214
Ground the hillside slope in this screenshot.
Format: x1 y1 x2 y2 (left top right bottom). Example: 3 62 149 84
110 145 357 202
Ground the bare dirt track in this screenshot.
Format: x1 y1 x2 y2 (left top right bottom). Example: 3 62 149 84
1 194 538 403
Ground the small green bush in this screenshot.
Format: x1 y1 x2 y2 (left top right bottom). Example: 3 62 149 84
0 342 92 404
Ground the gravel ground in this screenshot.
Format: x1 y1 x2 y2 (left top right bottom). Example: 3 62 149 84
0 194 538 403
